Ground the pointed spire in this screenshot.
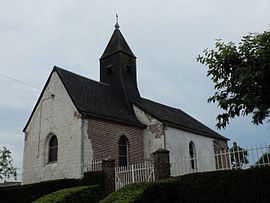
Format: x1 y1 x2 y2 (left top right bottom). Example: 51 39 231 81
115 14 120 29
100 19 136 60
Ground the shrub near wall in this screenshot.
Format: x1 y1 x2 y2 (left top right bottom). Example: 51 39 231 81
0 171 105 203
101 166 270 203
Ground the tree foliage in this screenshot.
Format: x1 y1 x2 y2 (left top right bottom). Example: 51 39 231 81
255 152 270 166
197 31 270 128
0 146 17 182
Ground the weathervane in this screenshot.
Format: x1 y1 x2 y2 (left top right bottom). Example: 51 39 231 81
115 14 120 29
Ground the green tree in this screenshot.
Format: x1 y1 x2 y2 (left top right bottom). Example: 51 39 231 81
255 152 270 166
0 146 17 182
197 30 270 128
230 142 249 169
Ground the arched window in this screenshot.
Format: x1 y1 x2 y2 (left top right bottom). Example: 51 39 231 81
118 135 129 166
189 141 197 169
48 135 58 163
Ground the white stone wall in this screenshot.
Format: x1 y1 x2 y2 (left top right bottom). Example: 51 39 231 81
22 72 84 184
165 127 216 172
133 105 165 161
82 119 94 170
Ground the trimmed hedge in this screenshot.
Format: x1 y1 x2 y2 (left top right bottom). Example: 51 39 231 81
101 166 270 203
0 171 104 203
33 185 105 203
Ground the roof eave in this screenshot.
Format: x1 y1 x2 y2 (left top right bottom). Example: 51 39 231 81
164 122 229 141
131 100 229 141
82 112 146 129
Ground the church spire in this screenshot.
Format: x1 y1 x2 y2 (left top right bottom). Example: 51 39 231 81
100 19 136 60
99 22 141 107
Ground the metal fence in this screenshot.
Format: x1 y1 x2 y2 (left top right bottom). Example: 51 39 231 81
216 144 270 170
171 144 270 177
83 160 102 172
115 162 155 190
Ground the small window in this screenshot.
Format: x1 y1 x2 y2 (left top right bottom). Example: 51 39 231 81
189 141 197 169
107 65 112 74
118 135 129 166
126 65 131 73
48 135 58 163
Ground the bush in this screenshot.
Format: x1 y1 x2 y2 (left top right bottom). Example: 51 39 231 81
99 183 149 203
101 167 270 203
0 171 105 203
33 185 105 203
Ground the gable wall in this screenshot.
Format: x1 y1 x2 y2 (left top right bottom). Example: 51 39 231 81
165 127 216 172
87 117 144 165
22 72 84 184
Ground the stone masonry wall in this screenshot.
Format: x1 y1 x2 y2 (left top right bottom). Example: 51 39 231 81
87 118 144 165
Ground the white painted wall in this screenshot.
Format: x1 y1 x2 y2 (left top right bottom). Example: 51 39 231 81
165 127 216 173
133 105 165 161
82 119 94 171
22 72 85 184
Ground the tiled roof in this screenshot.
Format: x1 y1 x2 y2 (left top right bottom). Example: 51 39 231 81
55 67 143 126
133 98 228 140
24 66 227 141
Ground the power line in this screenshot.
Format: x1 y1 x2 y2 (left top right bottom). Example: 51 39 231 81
0 72 41 92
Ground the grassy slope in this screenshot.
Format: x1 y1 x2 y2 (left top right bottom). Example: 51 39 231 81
34 185 105 203
100 167 270 203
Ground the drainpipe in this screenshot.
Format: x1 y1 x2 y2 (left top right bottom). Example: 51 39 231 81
80 115 85 178
163 124 167 149
37 93 55 158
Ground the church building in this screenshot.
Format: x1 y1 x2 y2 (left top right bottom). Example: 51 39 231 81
22 22 228 184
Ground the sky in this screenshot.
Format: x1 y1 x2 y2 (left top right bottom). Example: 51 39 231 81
0 0 269 177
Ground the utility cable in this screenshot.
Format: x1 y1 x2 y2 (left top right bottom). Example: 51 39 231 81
0 72 41 92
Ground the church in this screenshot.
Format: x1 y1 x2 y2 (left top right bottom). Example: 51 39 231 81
22 22 228 184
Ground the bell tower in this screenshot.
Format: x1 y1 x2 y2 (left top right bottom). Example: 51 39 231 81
99 20 141 105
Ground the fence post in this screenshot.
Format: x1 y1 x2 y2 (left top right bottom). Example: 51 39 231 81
153 148 170 180
102 159 115 194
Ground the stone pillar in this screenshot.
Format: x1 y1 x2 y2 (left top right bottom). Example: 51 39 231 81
153 148 170 180
102 159 115 194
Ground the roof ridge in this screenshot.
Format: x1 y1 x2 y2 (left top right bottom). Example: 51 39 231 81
141 97 182 112
54 66 110 87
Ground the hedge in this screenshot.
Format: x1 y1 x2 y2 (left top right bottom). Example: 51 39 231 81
0 171 104 203
101 166 270 203
33 185 105 203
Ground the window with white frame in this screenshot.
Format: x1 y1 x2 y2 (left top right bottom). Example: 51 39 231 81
189 141 197 169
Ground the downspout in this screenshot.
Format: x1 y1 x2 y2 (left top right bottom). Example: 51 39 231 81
80 116 85 178
163 123 167 149
37 94 55 158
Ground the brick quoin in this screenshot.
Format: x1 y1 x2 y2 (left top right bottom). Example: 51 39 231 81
87 117 144 165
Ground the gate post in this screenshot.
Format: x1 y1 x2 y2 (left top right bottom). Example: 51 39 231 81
102 159 115 194
153 148 170 180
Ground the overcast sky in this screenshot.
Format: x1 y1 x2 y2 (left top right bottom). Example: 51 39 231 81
0 0 269 176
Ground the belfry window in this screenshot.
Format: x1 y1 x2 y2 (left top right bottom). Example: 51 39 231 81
107 65 112 74
126 65 131 73
48 135 58 163
118 135 129 166
189 141 197 169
